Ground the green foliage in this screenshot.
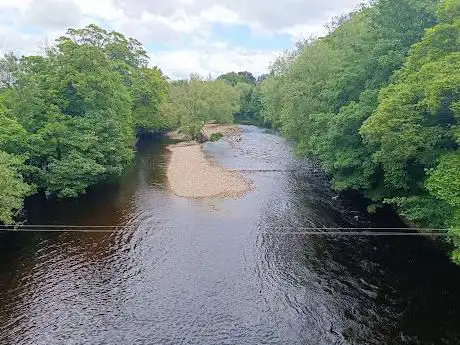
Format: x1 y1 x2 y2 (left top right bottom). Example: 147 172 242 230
0 151 31 224
217 71 256 86
210 133 224 142
260 0 441 192
6 40 134 196
260 76 285 128
234 82 264 125
60 24 149 69
131 67 171 132
261 0 438 168
46 151 106 198
58 25 169 134
436 0 460 23
426 153 460 209
0 24 173 221
161 77 238 140
360 0 459 251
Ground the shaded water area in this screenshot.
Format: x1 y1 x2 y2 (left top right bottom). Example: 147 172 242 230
1 126 460 345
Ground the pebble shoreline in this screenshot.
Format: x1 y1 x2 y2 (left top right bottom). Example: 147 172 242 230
166 125 251 198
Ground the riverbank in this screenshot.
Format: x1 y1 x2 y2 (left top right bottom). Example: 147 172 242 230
201 123 241 138
166 123 242 141
166 125 251 198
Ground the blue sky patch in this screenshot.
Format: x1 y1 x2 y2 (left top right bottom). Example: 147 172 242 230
211 23 292 50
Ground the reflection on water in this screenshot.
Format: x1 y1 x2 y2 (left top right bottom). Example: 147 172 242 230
1 126 460 345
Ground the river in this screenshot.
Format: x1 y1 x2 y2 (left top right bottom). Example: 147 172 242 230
1 126 460 345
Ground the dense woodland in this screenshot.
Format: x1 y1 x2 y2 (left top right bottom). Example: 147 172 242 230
0 0 459 262
261 0 460 262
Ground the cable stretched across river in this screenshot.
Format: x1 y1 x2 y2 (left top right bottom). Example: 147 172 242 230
0 225 457 236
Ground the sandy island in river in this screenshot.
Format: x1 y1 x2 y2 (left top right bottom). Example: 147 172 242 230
166 124 252 198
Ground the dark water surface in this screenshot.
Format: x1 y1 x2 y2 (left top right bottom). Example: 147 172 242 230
1 126 460 345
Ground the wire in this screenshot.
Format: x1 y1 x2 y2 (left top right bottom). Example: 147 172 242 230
265 232 450 236
0 225 456 230
0 225 457 236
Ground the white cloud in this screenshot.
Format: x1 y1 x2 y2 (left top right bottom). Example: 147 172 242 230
114 0 361 32
24 0 82 29
280 23 328 42
150 47 277 79
150 50 206 78
75 0 125 20
0 27 39 55
0 0 364 77
200 5 240 24
110 10 212 48
0 0 29 10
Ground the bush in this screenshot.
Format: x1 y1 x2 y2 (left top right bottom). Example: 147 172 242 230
209 133 224 142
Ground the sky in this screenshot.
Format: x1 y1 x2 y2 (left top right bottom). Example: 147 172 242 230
0 0 362 79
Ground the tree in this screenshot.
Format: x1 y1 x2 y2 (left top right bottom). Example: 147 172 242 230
0 24 176 219
7 38 134 197
234 82 263 125
0 53 20 89
131 67 171 133
258 0 460 263
161 77 238 140
60 24 149 69
260 0 439 192
0 151 31 224
217 71 256 86
360 0 460 261
256 74 269 83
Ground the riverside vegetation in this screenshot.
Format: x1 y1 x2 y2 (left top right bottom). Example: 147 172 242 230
0 0 459 263
260 0 460 262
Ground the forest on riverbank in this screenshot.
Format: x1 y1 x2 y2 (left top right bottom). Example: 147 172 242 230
0 0 458 262
260 0 460 262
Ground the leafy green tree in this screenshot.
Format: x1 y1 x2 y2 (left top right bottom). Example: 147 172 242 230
0 24 175 220
205 80 239 123
234 82 264 125
260 0 439 195
61 24 149 69
7 38 134 197
131 67 171 132
0 151 31 224
217 71 256 86
260 76 285 128
256 74 269 84
59 25 171 134
161 77 238 139
0 95 32 224
360 0 460 260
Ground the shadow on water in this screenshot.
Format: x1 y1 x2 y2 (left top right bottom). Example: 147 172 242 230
21 135 175 226
257 162 460 345
1 126 460 345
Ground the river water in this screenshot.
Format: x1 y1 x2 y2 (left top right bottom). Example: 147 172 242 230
1 126 460 345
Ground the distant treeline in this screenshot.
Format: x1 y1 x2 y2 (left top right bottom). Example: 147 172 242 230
259 0 460 263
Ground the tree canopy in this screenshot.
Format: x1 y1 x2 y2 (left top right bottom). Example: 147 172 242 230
0 25 170 217
161 77 239 140
360 0 460 259
217 71 256 86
